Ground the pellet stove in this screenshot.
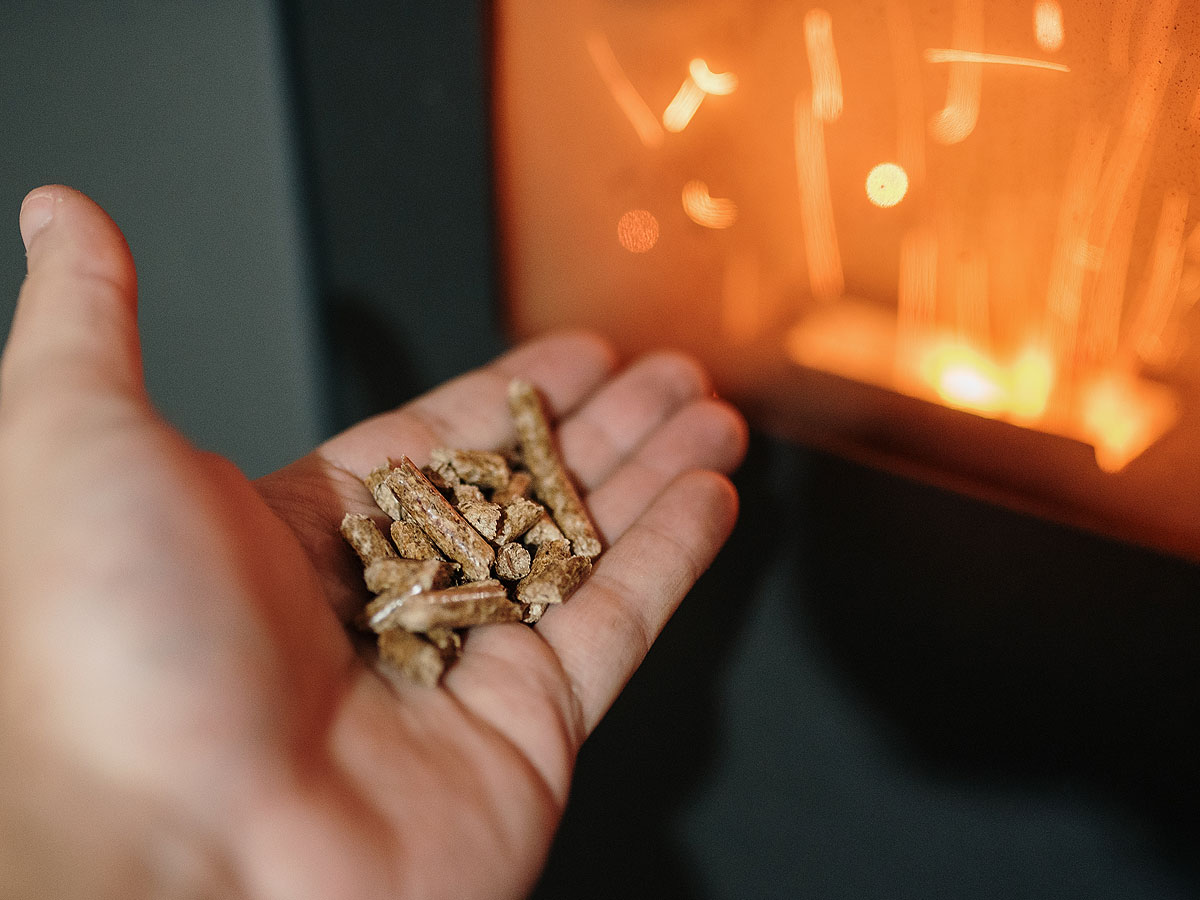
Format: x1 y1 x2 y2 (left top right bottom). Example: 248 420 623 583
491 0 1200 558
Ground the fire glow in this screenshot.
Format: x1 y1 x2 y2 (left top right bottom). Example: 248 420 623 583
576 0 1194 474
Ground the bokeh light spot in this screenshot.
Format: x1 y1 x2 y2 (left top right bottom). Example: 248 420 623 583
617 209 660 253
866 163 910 208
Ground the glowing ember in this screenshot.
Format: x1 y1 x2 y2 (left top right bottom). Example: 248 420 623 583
682 180 738 229
804 9 844 123
928 0 984 145
1033 0 1065 52
924 48 1070 72
662 77 706 133
616 210 659 253
794 92 844 300
688 58 738 96
568 0 1194 475
1081 374 1179 474
865 163 910 208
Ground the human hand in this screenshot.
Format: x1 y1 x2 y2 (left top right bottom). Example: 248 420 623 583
0 186 747 899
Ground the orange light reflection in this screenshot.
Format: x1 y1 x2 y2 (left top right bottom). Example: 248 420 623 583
928 0 985 144
804 9 844 123
794 92 845 300
662 77 706 133
924 49 1070 73
688 58 738 95
585 32 666 149
1081 374 1179 473
682 180 739 229
1033 1 1065 53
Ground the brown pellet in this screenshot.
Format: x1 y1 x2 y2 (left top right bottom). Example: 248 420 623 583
387 458 495 581
507 380 602 558
340 513 397 567
376 580 521 633
377 628 445 688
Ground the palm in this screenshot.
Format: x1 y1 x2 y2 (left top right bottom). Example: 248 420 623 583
0 188 746 899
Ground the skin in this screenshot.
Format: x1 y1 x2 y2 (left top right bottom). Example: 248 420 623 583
0 186 748 899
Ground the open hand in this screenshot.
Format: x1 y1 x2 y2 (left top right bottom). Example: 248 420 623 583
0 187 747 899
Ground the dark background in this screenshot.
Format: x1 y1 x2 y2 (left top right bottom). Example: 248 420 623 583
2 2 1199 897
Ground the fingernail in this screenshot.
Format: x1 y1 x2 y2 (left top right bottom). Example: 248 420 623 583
20 192 56 252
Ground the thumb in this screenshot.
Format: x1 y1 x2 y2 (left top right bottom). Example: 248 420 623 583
0 186 146 423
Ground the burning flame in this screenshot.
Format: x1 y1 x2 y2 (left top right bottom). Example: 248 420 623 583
577 0 1193 475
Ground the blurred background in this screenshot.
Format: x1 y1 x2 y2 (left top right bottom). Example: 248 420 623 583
1 2 1198 897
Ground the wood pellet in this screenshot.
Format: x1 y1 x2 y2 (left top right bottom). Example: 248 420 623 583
338 379 600 685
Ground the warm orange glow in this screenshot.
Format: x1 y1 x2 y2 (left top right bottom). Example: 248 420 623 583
865 163 909 208
1008 346 1055 421
1081 374 1179 473
1033 1 1065 52
585 32 665 149
616 209 659 253
681 180 738 229
662 59 737 134
804 9 844 123
688 58 738 96
1190 88 1200 134
1131 0 1182 67
1087 40 1180 360
928 0 984 144
1128 188 1190 367
794 92 844 301
896 228 938 370
885 0 926 185
924 49 1070 73
922 342 1007 416
1108 0 1133 73
662 76 706 133
1187 223 1200 263
1047 120 1109 363
721 249 763 344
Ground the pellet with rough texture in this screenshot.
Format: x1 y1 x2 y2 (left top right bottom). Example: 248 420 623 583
363 557 455 596
379 580 521 632
451 482 486 506
340 513 397 567
387 458 495 581
521 513 565 547
498 497 544 544
491 470 533 507
516 555 592 606
494 542 532 581
507 379 602 558
364 464 404 520
458 499 503 543
390 520 443 561
528 538 571 575
430 448 512 489
377 628 445 688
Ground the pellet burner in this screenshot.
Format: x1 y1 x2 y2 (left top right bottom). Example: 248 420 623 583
491 0 1200 558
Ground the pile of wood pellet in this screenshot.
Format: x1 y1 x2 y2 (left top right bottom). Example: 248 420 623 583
339 379 602 686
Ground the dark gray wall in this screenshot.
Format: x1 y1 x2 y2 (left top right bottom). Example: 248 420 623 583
0 1 323 478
